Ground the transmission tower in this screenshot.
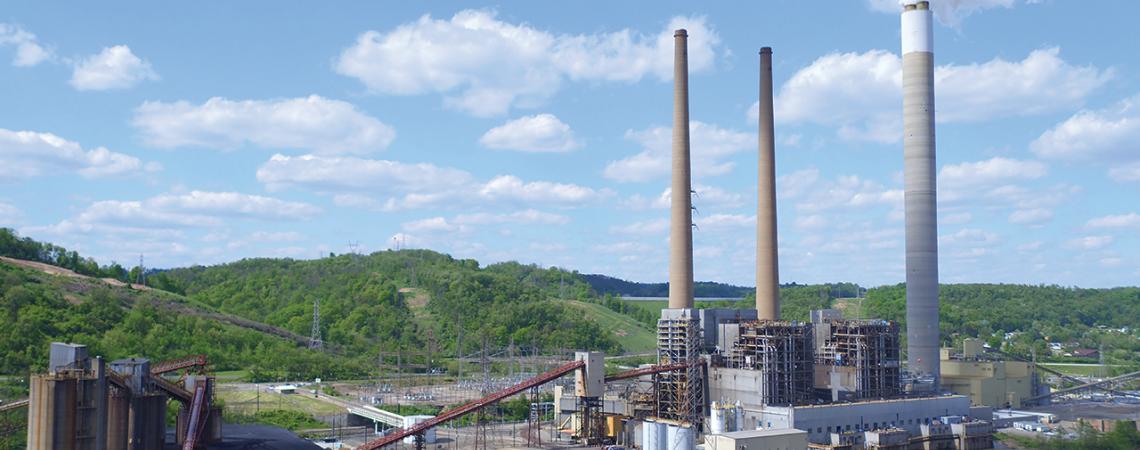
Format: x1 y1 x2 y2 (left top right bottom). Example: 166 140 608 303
309 298 323 350
137 254 146 285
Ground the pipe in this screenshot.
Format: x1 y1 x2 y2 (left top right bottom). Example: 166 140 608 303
756 47 780 320
902 0 940 389
668 29 694 310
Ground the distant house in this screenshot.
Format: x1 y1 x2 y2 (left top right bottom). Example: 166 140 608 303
1071 348 1099 359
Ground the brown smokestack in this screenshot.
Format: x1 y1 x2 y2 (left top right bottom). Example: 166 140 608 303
756 47 780 320
668 29 694 310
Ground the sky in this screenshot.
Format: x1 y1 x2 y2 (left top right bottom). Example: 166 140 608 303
2 0 1139 288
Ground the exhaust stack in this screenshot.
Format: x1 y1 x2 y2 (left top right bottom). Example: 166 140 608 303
902 1 940 389
668 29 695 310
756 47 780 320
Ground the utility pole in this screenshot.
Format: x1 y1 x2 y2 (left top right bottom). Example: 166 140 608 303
137 254 146 285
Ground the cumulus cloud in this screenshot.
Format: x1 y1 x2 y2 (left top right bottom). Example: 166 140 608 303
30 191 319 238
778 168 902 213
478 175 608 205
403 209 569 234
1008 208 1053 225
1031 95 1140 180
866 0 1017 27
1086 213 1140 229
605 121 751 182
0 23 53 66
761 48 1109 142
259 154 607 210
628 184 744 210
133 95 395 155
335 10 719 116
0 128 155 181
1066 235 1114 251
69 45 158 91
479 114 580 152
611 218 669 235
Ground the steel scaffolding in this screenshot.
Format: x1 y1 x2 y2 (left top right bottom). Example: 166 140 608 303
815 320 901 399
656 312 703 428
726 320 815 405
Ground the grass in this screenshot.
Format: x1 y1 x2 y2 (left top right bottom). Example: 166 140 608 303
565 300 657 354
215 384 345 416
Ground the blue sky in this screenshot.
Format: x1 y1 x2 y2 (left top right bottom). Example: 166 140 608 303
2 0 1138 288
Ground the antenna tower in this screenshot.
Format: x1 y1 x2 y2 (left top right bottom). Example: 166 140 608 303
309 298 323 350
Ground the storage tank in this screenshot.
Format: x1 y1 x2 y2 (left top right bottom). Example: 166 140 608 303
642 420 665 450
709 401 725 434
666 424 695 450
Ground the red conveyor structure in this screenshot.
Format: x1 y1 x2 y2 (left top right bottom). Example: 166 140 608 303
356 360 586 450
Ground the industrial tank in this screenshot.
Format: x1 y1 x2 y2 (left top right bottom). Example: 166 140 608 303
665 424 694 450
709 401 725 434
641 420 665 450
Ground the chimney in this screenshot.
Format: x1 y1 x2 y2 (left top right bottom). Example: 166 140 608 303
901 0 940 389
756 47 780 320
668 29 694 310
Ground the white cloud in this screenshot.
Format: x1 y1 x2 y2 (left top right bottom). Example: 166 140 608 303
779 170 901 213
940 212 972 225
1017 241 1042 252
249 231 304 242
611 218 669 235
1031 95 1139 166
866 0 1017 27
478 175 608 205
133 96 395 155
0 23 53 66
479 114 580 152
631 184 744 210
1099 257 1123 268
1008 208 1053 225
1086 213 1140 229
605 121 752 182
335 10 719 116
403 217 462 233
1108 163 1140 183
763 48 1109 142
70 45 158 91
698 213 755 230
1065 235 1114 251
30 191 319 239
591 241 653 254
0 201 22 224
0 128 154 180
257 154 471 193
260 154 605 210
454 210 569 226
940 157 1047 188
403 209 569 234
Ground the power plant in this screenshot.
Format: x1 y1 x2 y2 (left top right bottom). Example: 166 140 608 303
12 2 1039 449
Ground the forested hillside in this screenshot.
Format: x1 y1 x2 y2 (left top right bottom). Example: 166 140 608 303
0 259 354 379
157 250 621 358
863 284 1140 364
582 274 751 298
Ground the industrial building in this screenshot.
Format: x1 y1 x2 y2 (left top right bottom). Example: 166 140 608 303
24 342 220 450
940 339 1043 408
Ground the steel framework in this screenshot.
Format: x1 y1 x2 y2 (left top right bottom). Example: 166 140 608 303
815 320 901 400
656 314 703 427
727 320 815 405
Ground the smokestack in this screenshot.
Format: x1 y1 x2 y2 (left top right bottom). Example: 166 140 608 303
756 47 780 320
901 1 940 389
668 29 694 310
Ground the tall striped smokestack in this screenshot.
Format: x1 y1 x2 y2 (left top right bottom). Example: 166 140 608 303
902 1 940 389
756 47 780 320
668 29 694 310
